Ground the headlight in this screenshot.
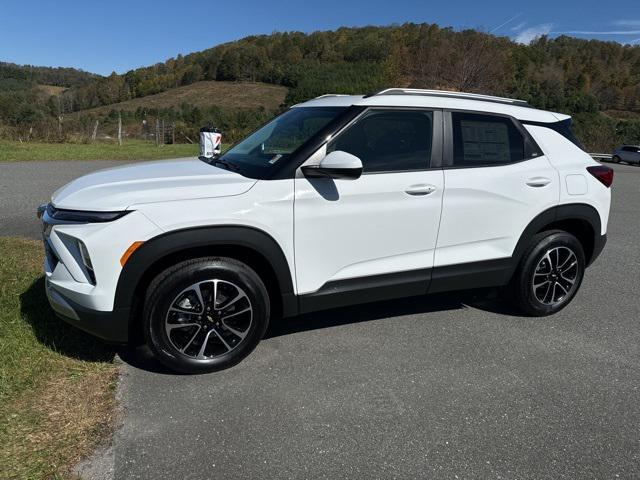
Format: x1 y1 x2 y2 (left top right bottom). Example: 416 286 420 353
47 204 131 223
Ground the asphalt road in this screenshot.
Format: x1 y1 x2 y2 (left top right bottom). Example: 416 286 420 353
2 160 639 479
0 160 140 238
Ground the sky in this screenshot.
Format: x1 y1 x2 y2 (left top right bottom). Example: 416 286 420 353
2 0 640 76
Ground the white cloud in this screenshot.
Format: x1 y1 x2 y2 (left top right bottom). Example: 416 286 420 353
515 24 553 44
612 20 640 27
511 21 527 32
553 29 640 35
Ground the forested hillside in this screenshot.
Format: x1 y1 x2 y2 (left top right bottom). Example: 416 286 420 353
0 62 97 140
2 24 640 150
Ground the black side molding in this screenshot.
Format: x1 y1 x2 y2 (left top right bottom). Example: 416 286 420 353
297 203 604 312
298 268 431 314
428 258 513 294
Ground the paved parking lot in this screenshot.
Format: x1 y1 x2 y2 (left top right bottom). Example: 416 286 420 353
2 160 639 479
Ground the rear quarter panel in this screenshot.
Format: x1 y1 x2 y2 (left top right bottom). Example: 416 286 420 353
525 125 611 235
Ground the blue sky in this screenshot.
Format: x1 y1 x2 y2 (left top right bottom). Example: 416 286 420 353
2 0 639 75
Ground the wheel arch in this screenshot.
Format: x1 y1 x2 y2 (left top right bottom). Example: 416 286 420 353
511 203 603 278
114 226 298 342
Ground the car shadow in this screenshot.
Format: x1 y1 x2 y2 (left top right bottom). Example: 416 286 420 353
117 287 525 374
21 277 524 374
265 287 523 339
20 276 116 363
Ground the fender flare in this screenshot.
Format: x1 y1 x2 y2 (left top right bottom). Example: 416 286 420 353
510 203 602 275
113 225 297 316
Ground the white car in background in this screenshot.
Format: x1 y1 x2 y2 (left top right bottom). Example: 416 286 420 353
612 145 640 166
38 88 613 373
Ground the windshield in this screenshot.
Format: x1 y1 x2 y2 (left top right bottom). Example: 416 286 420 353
219 107 346 176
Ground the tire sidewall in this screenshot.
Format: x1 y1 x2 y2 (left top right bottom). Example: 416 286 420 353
517 232 585 316
145 259 269 373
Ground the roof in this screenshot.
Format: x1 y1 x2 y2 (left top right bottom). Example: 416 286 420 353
293 89 567 123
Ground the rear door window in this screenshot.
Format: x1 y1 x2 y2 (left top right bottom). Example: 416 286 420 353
451 112 525 167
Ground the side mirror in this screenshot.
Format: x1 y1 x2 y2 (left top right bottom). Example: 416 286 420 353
301 150 363 180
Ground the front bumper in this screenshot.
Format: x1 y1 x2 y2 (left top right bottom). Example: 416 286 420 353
46 277 130 343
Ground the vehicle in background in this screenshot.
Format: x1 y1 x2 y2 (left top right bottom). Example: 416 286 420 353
612 145 640 166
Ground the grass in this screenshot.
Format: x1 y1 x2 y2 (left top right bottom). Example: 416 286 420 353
0 139 198 162
0 237 118 479
82 80 287 115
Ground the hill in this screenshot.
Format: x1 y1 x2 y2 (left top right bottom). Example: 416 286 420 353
60 26 640 115
2 25 640 150
82 80 287 115
0 61 96 88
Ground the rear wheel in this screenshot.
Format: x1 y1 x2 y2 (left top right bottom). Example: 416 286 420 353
144 257 270 373
512 230 585 316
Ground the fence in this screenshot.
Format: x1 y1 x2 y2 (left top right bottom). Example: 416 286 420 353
590 153 613 162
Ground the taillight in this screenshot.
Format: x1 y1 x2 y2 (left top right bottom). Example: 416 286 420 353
587 165 614 188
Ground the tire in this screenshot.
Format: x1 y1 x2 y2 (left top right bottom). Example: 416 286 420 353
144 257 270 374
512 230 585 317
613 155 621 163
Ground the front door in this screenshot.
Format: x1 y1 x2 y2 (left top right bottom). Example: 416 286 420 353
294 108 444 302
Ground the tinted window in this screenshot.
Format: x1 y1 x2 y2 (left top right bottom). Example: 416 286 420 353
220 107 346 177
452 112 525 166
328 109 433 173
552 119 584 150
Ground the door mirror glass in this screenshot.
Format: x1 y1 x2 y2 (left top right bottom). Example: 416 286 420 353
301 150 363 180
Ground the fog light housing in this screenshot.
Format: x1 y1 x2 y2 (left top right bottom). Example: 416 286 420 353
77 240 96 284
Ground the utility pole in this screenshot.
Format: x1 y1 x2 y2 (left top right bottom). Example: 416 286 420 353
117 112 122 146
155 118 160 146
57 96 63 139
91 120 99 141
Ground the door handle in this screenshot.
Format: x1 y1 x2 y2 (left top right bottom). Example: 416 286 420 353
405 184 437 196
526 177 552 187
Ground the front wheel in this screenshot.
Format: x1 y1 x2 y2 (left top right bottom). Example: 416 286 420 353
143 257 270 373
612 155 621 163
512 230 585 316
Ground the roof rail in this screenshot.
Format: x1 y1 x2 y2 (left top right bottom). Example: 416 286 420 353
365 88 530 107
314 94 351 99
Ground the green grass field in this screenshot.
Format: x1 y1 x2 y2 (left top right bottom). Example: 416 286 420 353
0 237 118 479
0 139 198 162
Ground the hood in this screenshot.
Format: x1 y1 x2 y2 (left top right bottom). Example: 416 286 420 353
51 158 257 211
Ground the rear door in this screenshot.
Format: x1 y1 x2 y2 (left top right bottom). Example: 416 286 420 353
434 111 559 278
294 108 444 299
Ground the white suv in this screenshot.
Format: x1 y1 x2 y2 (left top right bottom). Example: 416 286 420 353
39 89 613 373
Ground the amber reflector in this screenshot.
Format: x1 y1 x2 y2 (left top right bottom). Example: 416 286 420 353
120 241 144 266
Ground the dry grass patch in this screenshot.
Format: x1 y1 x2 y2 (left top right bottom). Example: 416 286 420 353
81 80 288 115
0 237 118 479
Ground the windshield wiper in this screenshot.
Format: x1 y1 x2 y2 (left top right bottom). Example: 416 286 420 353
212 158 239 171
